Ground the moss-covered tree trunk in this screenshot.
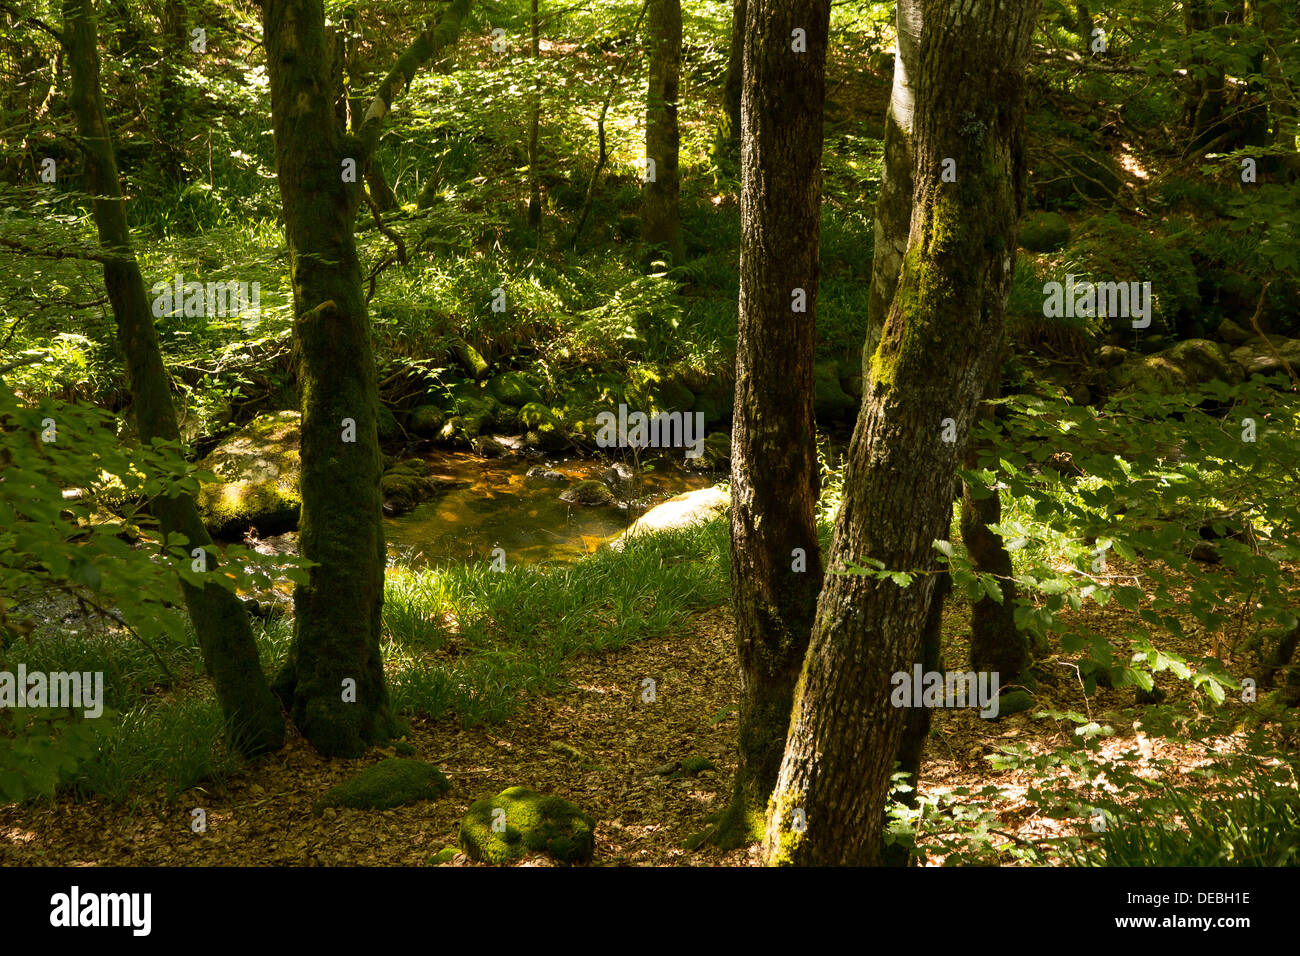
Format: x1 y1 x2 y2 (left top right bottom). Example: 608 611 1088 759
262 0 470 757
643 0 682 263
64 0 284 757
716 0 829 849
763 0 1039 866
722 0 746 143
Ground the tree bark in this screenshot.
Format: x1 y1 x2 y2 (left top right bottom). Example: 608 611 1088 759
864 0 921 363
643 0 682 263
64 0 284 757
715 0 829 849
262 0 470 756
763 0 1040 866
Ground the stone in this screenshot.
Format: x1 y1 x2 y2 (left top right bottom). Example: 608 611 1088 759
196 411 301 539
814 360 856 422
559 479 616 507
312 758 451 815
609 486 730 550
1019 211 1071 253
459 786 595 865
1215 317 1251 346
487 371 542 408
408 404 445 437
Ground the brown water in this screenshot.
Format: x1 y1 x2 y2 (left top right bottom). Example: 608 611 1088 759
383 451 718 567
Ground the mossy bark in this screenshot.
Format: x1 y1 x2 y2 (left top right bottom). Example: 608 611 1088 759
65 0 283 757
716 0 830 850
643 0 683 264
763 0 1040 866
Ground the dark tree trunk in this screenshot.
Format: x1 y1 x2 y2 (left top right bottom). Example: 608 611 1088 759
64 0 284 758
263 0 470 756
864 0 921 362
962 373 1027 681
1182 0 1228 155
643 0 682 263
722 0 746 143
715 0 830 849
157 0 187 183
763 0 1040 866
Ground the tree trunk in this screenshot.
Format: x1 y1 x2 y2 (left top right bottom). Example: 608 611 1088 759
157 0 187 183
714 0 829 849
643 0 682 263
722 0 746 143
64 0 284 758
263 0 392 758
763 0 1040 866
262 0 471 758
527 0 542 229
864 0 921 363
962 372 1027 681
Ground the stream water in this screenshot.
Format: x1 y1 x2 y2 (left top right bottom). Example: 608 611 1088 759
383 451 719 567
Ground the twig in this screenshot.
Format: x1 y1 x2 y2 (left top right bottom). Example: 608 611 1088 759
1244 281 1297 389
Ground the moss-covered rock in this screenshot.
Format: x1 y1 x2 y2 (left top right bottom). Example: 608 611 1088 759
1019 211 1071 252
686 431 731 472
995 690 1035 718
408 404 445 437
488 371 542 408
1229 336 1300 379
1110 338 1243 395
814 360 856 422
312 758 451 815
458 786 595 865
381 460 459 516
657 377 696 413
451 339 489 380
196 411 301 539
429 847 459 864
560 478 615 506
376 404 400 441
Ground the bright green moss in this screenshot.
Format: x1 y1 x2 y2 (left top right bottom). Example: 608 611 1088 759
458 786 595 865
312 757 451 814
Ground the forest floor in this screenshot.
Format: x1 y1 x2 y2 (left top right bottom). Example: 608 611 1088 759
0 573 1251 867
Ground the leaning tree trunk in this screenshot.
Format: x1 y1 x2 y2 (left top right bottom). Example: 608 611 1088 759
715 0 829 849
863 0 921 361
64 0 284 757
721 0 746 143
642 0 682 263
262 0 471 757
763 0 1040 866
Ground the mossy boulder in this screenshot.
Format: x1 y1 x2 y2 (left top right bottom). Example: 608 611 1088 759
560 478 615 506
196 411 301 539
376 404 400 441
458 786 595 865
1110 338 1243 395
312 758 451 815
438 385 499 444
1229 336 1300 379
381 459 462 516
1019 211 1071 253
451 339 489 380
995 690 1035 718
685 431 731 472
814 360 856 422
408 404 446 437
657 377 696 413
488 371 542 408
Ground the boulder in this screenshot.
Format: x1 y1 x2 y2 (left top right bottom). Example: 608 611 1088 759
685 431 731 472
458 786 595 865
487 371 542 408
1229 336 1300 379
381 460 460 516
559 479 616 507
1019 211 1071 253
1109 338 1243 395
609 486 730 550
814 360 856 421
312 758 450 815
1215 317 1251 346
196 411 301 539
408 404 445 437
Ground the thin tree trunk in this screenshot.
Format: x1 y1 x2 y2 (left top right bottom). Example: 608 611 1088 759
722 0 746 143
157 0 187 183
64 0 284 757
527 0 542 229
714 0 829 849
864 0 921 363
763 0 1040 866
643 0 682 263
